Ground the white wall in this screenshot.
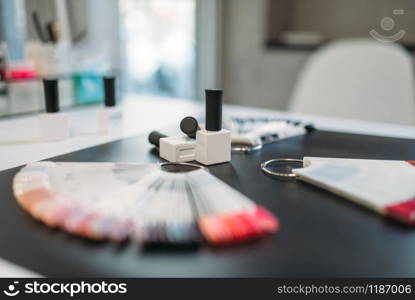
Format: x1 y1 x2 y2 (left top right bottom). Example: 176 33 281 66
222 0 415 114
222 0 309 110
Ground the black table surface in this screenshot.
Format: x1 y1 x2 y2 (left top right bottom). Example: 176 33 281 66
1 130 415 277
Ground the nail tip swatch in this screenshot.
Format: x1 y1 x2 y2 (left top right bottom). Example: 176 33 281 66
13 162 279 246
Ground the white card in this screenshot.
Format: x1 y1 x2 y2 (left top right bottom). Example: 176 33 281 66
293 157 415 221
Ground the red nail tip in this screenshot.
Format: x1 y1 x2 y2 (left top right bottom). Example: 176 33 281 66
223 216 248 241
238 214 262 236
408 161 415 167
254 206 280 232
199 208 279 245
228 214 264 240
199 216 231 244
231 215 257 239
198 217 215 243
18 188 55 210
63 212 89 234
43 205 70 227
78 214 97 236
386 198 415 225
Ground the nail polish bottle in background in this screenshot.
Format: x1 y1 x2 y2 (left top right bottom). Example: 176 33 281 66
38 78 69 141
196 89 231 165
98 76 122 134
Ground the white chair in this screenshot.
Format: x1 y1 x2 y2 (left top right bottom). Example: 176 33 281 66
289 39 415 125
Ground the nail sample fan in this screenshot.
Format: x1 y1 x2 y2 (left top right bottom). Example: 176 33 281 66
13 162 279 246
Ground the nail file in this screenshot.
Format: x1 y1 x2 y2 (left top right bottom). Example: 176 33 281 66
292 157 415 224
13 162 279 245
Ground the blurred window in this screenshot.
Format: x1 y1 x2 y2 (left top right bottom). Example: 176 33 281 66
119 0 196 99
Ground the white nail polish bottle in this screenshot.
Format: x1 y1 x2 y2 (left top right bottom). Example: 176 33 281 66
148 131 196 163
160 135 196 163
39 78 69 141
98 76 122 134
196 89 231 165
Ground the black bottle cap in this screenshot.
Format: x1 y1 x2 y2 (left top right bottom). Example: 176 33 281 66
305 123 316 133
148 131 167 148
205 89 223 131
180 116 200 139
43 78 59 113
103 76 116 107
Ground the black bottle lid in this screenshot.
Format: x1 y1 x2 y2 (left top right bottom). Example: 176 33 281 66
205 89 223 131
180 116 200 139
103 76 116 107
148 131 167 148
305 123 316 133
43 78 59 113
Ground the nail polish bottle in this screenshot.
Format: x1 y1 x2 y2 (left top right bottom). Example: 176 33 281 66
196 89 231 165
149 131 196 163
98 76 122 134
39 78 69 141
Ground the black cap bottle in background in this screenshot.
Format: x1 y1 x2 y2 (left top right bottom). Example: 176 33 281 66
39 78 69 141
99 75 122 134
43 78 60 113
103 76 116 107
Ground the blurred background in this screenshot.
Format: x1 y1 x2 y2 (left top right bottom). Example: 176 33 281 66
1 0 415 125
